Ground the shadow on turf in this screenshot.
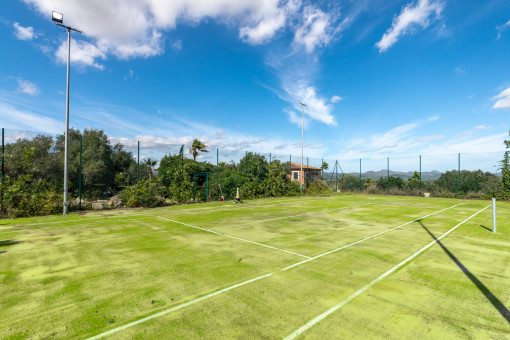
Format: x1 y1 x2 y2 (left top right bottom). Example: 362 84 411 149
0 240 22 254
479 224 492 232
418 221 510 324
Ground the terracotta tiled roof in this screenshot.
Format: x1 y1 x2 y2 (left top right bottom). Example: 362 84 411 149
290 162 322 170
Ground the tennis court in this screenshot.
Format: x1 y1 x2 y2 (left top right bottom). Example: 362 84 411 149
0 195 509 339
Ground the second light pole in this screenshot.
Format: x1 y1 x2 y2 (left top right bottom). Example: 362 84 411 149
299 102 307 192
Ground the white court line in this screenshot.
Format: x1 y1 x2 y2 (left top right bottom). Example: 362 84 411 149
283 205 490 340
156 216 311 259
281 203 464 271
211 203 374 230
86 273 273 340
86 203 465 339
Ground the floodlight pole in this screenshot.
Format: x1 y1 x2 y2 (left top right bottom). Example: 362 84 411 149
300 103 307 192
55 17 82 215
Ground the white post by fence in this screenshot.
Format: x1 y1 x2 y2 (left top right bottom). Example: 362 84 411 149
492 198 497 233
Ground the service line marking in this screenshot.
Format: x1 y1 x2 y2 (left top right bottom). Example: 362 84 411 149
283 204 489 340
86 203 465 339
211 202 374 230
156 216 311 259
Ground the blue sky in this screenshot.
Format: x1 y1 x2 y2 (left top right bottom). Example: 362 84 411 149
1 0 510 167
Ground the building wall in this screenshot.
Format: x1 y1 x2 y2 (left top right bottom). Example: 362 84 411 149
289 169 322 186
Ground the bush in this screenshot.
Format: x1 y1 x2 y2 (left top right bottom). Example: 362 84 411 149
119 181 165 208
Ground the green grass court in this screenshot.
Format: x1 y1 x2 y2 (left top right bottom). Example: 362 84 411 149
0 195 509 339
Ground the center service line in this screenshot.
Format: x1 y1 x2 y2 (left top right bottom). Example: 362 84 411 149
283 205 489 340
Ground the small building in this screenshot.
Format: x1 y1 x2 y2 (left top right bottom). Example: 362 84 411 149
288 162 323 186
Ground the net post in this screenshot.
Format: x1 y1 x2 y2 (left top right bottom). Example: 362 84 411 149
289 155 292 179
79 134 82 210
306 157 309 188
335 160 338 192
419 154 422 197
387 157 390 195
492 198 497 233
458 153 461 193
269 153 271 165
1 128 4 213
137 141 140 185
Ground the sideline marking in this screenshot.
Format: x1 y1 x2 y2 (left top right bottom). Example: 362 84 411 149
283 205 490 340
281 203 464 271
211 203 374 230
156 216 311 259
86 203 465 339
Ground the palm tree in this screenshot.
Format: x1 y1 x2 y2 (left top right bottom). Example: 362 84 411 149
144 158 158 185
189 139 208 161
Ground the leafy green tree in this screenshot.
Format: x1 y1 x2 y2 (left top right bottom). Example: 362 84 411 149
144 158 158 185
322 161 329 170
189 139 208 161
377 176 404 190
408 171 421 189
501 131 510 193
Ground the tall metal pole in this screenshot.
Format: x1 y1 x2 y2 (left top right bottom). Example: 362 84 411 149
458 153 461 193
359 158 362 192
419 155 422 197
62 28 71 214
306 157 309 188
78 134 82 210
269 153 271 165
387 157 390 195
216 148 219 199
1 128 4 185
300 103 307 192
289 155 292 179
137 141 140 184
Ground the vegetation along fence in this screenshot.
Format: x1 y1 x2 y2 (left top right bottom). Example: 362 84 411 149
0 127 508 218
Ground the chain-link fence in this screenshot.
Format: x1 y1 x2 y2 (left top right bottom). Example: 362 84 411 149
0 127 506 217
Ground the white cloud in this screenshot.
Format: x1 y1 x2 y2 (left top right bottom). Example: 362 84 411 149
171 39 182 52
474 125 493 130
330 95 342 103
376 0 444 53
0 102 62 133
419 135 443 141
16 78 40 96
427 115 439 122
492 87 510 110
496 19 510 40
56 39 107 70
293 6 334 53
22 0 306 65
13 22 38 40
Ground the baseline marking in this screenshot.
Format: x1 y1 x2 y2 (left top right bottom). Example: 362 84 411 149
211 202 374 230
86 203 465 339
283 205 490 340
156 216 311 259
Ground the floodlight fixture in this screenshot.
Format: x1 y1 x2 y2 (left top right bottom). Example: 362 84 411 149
52 11 63 23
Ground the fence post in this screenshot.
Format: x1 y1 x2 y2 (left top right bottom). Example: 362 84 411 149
306 157 309 188
387 157 390 195
137 141 140 185
419 154 422 197
216 148 219 199
1 128 4 186
458 153 461 193
359 158 362 192
335 160 338 192
492 198 497 233
269 153 271 165
289 155 292 179
79 134 82 210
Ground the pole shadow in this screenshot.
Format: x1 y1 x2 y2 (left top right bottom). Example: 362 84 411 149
417 221 510 324
479 225 492 232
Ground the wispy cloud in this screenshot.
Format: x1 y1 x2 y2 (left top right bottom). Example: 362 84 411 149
427 115 439 122
55 39 107 70
496 19 510 40
492 87 510 110
330 95 342 103
0 102 62 132
474 125 493 130
376 0 444 53
454 66 466 75
16 78 40 96
13 22 38 40
293 6 336 53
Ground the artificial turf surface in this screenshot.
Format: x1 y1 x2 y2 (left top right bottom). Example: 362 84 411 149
0 194 509 339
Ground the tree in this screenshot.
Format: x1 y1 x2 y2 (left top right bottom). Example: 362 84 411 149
189 139 208 161
322 161 329 170
144 158 158 185
408 171 420 189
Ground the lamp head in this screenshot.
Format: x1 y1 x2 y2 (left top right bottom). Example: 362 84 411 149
52 11 63 24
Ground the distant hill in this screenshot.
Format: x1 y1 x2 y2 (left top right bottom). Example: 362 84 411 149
324 170 443 181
